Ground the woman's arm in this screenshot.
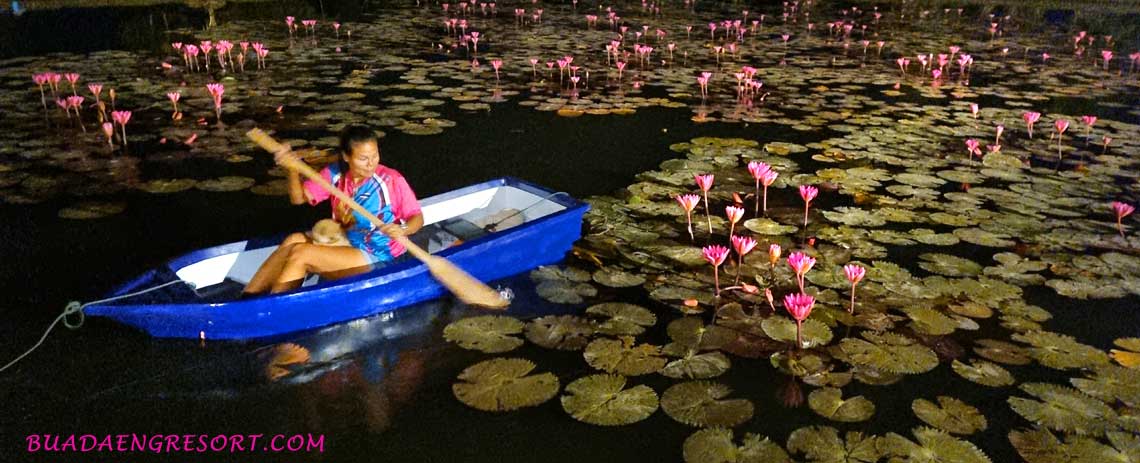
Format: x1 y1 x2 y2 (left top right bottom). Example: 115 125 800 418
379 213 423 238
275 146 311 206
286 169 310 205
403 213 424 235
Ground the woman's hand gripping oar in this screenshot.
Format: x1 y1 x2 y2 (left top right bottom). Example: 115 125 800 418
246 128 509 309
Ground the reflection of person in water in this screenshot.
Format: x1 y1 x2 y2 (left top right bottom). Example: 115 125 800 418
270 347 429 435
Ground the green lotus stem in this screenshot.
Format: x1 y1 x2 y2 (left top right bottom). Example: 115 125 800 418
703 192 712 234
795 320 803 350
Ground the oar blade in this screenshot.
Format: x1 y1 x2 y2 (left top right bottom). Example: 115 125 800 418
423 255 509 309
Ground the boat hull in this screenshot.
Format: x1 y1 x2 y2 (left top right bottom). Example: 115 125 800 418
84 178 588 340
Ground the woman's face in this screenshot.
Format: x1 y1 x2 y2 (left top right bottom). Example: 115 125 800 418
344 140 380 180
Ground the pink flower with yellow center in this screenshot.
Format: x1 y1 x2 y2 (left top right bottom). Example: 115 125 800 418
799 185 818 227
783 292 815 349
703 245 730 297
843 264 866 313
675 194 700 241
1113 201 1135 238
787 251 815 292
695 174 715 234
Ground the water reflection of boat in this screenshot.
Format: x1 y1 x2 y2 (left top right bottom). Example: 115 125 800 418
265 299 446 385
85 177 588 339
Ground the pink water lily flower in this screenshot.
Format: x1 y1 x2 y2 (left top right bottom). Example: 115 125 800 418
731 235 757 284
725 205 744 239
1022 111 1041 138
1113 201 1135 238
206 83 224 124
1081 115 1098 144
695 174 715 234
703 245 731 297
747 161 771 216
167 91 181 116
675 194 700 241
111 110 131 148
783 292 815 349
843 264 866 313
1055 119 1070 169
799 185 818 227
758 169 778 215
965 139 982 160
786 251 816 292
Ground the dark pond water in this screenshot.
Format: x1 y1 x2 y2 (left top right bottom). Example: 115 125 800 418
3 1 1140 463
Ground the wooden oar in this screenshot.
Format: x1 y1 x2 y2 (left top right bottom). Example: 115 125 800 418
246 128 509 309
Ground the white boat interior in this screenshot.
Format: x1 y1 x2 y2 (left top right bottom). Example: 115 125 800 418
176 184 568 295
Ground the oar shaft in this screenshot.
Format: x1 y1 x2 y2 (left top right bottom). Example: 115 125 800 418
246 129 428 261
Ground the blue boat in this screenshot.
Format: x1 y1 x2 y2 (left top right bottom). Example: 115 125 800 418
84 177 589 340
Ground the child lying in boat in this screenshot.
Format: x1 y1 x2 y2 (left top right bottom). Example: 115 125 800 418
242 125 424 296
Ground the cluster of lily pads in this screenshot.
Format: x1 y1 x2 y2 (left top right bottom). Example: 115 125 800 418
442 127 1138 460
3 0 1137 223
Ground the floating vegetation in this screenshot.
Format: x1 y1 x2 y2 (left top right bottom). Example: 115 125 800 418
561 374 658 426
660 381 754 428
452 358 559 412
832 332 939 375
911 396 988 435
442 315 524 353
1011 331 1110 370
884 427 992 463
531 266 597 304
951 359 1016 388
57 201 126 220
583 337 667 376
683 428 790 463
195 176 256 192
524 315 594 351
586 302 657 336
786 426 886 463
807 387 875 423
1008 383 1117 436
10 0 1140 460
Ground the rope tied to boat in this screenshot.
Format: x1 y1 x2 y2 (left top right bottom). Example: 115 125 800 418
0 279 194 374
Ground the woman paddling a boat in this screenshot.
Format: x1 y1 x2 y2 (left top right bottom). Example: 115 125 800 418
243 126 424 296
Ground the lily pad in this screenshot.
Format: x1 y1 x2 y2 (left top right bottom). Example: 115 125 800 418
593 267 647 288
683 428 791 463
586 302 657 336
1008 382 1116 436
834 332 939 375
661 381 755 428
443 315 524 353
58 201 126 220
761 317 834 349
561 374 658 426
951 359 1016 387
662 352 733 380
525 315 595 351
808 387 876 423
786 426 888 463
912 396 987 435
884 427 992 463
1011 331 1110 370
743 218 798 235
452 358 560 412
583 337 667 376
